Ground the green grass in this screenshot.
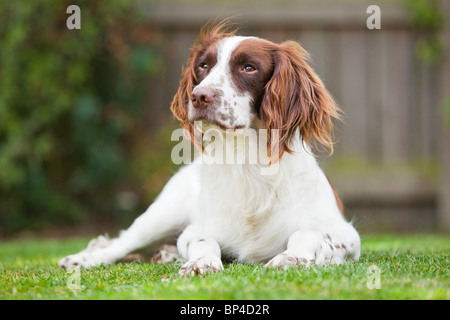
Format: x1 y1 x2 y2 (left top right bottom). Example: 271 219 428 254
0 234 448 300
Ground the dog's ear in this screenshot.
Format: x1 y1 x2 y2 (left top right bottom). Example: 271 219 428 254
260 41 341 159
170 55 196 140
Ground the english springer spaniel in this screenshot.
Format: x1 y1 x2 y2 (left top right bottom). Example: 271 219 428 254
59 21 360 276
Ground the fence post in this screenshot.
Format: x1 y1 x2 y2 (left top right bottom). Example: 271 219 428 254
438 0 450 231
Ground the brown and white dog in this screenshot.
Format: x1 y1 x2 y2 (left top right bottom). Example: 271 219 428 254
59 21 360 275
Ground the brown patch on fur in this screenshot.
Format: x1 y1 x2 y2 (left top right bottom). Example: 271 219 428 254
327 176 344 215
229 38 275 108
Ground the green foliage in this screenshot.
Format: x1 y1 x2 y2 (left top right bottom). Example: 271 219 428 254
0 1 162 233
404 0 445 64
406 0 444 30
130 120 188 205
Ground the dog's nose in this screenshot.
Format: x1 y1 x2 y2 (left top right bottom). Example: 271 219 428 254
191 87 216 109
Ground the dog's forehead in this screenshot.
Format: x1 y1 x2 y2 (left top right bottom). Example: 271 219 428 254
215 36 257 62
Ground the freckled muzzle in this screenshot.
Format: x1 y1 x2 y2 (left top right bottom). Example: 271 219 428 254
189 87 241 130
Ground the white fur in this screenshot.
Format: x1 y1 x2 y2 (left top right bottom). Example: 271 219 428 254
59 36 361 275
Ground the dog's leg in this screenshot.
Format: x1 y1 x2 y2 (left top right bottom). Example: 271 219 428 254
177 224 224 276
58 165 199 269
265 225 360 269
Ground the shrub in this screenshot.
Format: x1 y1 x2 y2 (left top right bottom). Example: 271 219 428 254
0 1 164 233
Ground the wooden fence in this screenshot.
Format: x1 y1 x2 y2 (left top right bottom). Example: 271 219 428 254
138 0 450 232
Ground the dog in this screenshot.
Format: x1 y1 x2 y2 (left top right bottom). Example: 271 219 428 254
59 21 360 276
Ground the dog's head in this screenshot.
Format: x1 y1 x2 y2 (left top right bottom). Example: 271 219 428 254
171 20 341 159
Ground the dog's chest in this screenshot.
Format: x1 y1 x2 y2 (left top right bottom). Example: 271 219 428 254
207 203 290 262
197 165 291 262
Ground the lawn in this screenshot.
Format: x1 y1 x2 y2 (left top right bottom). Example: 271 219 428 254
0 234 448 300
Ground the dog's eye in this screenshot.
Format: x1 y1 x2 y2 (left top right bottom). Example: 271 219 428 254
243 65 256 72
199 62 209 70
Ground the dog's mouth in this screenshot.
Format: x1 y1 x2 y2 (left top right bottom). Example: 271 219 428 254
191 117 246 132
189 109 246 131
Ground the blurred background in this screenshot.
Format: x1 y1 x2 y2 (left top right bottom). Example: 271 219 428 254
0 0 449 237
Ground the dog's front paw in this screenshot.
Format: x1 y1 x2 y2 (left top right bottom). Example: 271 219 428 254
179 256 223 276
265 252 311 270
58 234 115 269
